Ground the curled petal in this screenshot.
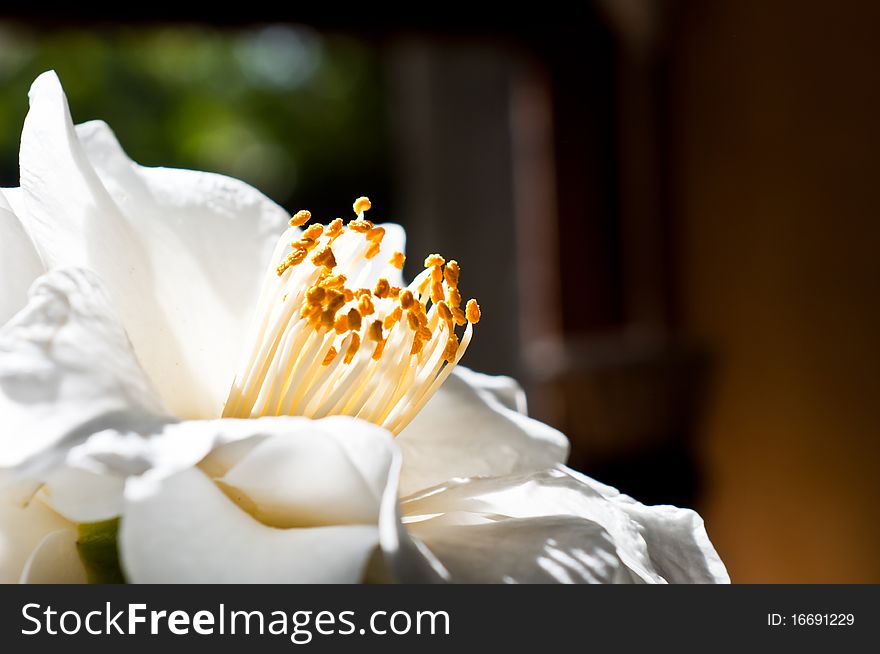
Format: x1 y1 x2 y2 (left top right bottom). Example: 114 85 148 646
121 468 381 584
38 466 125 524
218 417 395 528
18 71 289 419
400 467 729 584
104 414 402 583
0 489 82 583
396 367 569 496
0 189 43 325
452 366 528 414
561 467 730 584
18 528 87 584
0 268 165 472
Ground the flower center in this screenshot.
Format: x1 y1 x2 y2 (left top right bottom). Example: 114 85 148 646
223 197 481 434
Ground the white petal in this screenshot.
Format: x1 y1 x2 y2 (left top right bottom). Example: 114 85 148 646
396 367 569 496
70 413 433 584
0 491 74 583
68 415 366 483
375 452 449 584
18 528 87 584
18 72 289 419
29 418 284 524
0 474 42 505
39 466 125 524
562 467 730 583
452 366 528 414
120 467 380 583
0 268 165 471
401 467 728 584
218 416 396 528
408 516 633 583
0 189 43 325
197 437 264 479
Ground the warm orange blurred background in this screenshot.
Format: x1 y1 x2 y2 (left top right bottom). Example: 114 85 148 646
669 1 880 583
2 1 878 582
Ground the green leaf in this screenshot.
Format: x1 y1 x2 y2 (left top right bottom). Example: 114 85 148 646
76 518 126 584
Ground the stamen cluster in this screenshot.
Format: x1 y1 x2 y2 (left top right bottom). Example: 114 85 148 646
224 197 480 434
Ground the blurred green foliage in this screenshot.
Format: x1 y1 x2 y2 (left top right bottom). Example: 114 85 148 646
0 22 391 216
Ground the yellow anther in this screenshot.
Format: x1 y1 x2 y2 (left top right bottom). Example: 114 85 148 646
466 299 481 324
306 286 326 305
320 309 337 329
326 218 344 238
436 301 452 322
374 278 391 298
344 332 361 363
293 237 318 252
448 287 462 308
356 288 372 297
358 294 375 316
343 288 355 302
431 265 443 284
323 347 338 366
353 196 372 214
443 334 459 362
348 219 373 233
452 307 467 326
321 274 347 289
411 336 425 356
417 325 432 341
444 260 460 287
365 241 381 259
384 306 403 330
276 248 308 275
291 250 308 264
289 209 311 227
399 289 415 310
415 306 429 327
431 280 445 304
406 310 420 331
372 339 386 361
347 308 362 332
389 252 406 269
302 223 323 240
367 226 385 242
368 320 384 342
424 254 445 268
390 286 401 298
311 246 337 269
326 290 346 313
300 303 321 320
334 314 349 334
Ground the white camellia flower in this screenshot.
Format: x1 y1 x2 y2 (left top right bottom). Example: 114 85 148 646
0 71 729 584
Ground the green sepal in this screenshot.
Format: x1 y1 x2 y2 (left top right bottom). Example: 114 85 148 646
76 518 126 584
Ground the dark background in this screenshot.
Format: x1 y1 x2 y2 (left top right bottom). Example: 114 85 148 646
2 1 879 582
